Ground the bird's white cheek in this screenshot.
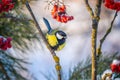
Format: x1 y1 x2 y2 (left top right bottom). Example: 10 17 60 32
56 33 63 39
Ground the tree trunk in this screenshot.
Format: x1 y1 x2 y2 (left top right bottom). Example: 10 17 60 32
91 19 98 80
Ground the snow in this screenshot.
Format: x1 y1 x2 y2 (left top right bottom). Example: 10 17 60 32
101 69 112 80
112 59 120 65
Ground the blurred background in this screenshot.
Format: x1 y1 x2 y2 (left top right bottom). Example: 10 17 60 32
0 0 120 80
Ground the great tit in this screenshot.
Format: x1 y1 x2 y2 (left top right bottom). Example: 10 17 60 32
43 18 67 51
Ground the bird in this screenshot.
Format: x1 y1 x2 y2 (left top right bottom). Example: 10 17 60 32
43 17 67 51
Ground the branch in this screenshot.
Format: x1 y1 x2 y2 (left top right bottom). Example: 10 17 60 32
97 11 118 57
25 1 61 80
91 23 97 80
79 64 91 72
94 0 103 20
84 0 94 18
0 62 11 80
90 0 102 79
0 14 31 22
84 0 103 80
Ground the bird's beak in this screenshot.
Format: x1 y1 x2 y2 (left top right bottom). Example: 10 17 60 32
63 36 67 39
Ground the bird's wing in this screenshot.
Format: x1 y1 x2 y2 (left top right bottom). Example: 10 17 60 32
43 17 52 33
46 33 58 47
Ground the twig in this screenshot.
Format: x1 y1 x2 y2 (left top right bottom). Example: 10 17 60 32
25 1 61 80
97 11 118 57
84 0 94 18
0 14 31 22
79 64 91 72
57 0 59 6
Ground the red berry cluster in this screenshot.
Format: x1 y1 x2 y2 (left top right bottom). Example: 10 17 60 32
51 4 74 23
0 0 14 13
110 59 120 73
104 0 120 11
0 36 12 50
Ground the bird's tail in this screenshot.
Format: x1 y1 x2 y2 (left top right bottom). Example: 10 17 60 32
43 17 52 33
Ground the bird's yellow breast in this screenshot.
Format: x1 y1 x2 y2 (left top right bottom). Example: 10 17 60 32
46 33 66 51
46 33 58 47
57 43 65 51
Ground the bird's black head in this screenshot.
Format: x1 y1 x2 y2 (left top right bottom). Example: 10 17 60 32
55 30 67 40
